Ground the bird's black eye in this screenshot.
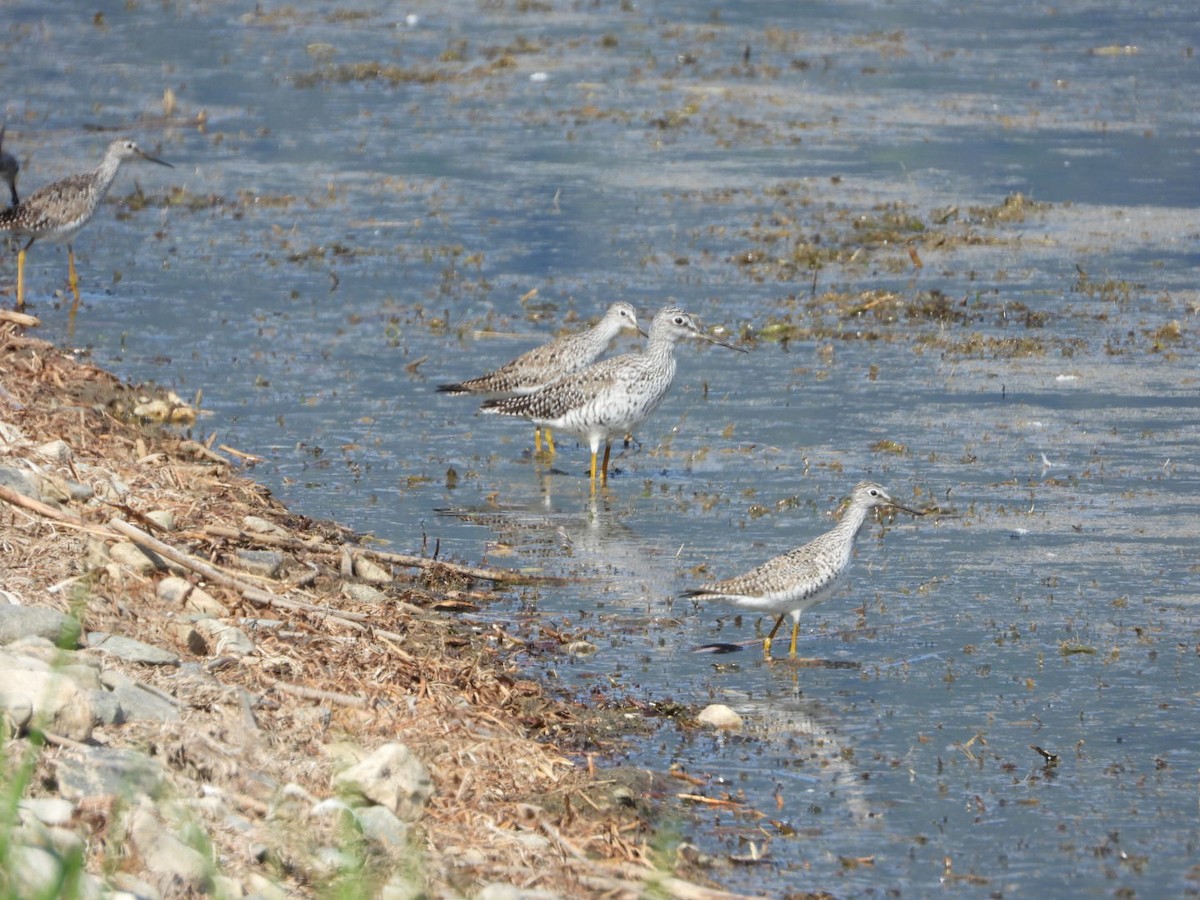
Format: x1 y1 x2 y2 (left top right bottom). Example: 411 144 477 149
674 316 685 325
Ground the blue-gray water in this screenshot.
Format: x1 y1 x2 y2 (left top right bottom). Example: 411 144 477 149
4 1 1200 895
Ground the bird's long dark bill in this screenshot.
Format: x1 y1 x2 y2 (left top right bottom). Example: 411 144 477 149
138 150 174 169
695 331 747 352
886 503 925 517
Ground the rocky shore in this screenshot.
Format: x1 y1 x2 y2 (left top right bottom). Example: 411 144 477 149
0 325 764 900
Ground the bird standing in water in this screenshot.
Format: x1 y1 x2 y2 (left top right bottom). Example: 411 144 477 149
0 138 173 311
683 481 921 659
481 306 745 491
439 301 645 457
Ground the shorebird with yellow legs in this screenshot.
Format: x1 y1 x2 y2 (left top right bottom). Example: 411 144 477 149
481 306 745 492
682 481 922 659
439 301 645 457
0 138 172 312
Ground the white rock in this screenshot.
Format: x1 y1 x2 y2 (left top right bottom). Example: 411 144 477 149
10 845 63 897
697 703 743 730
35 439 74 464
332 743 433 821
193 619 255 656
0 670 94 741
145 509 175 532
243 515 289 537
19 797 75 827
108 541 165 575
353 555 392 584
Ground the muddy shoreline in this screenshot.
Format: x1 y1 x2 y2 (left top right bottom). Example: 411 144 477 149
0 324 765 899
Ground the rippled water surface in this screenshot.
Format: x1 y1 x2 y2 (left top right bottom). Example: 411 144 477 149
5 0 1200 895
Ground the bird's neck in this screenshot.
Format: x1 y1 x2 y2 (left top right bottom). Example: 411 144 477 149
834 503 872 543
90 152 126 199
644 334 677 363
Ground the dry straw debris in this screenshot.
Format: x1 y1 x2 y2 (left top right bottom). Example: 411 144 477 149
0 326 763 899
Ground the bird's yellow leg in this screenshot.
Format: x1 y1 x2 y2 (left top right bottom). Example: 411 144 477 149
534 427 542 454
16 247 26 310
67 245 81 313
789 620 800 658
589 449 599 493
600 441 612 484
764 614 787 659
545 428 555 457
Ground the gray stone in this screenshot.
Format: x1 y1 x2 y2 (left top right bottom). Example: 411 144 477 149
342 582 386 604
0 670 94 741
128 803 214 893
0 605 80 646
0 464 40 500
86 632 180 666
234 549 285 579
332 743 433 822
108 682 179 723
355 804 411 855
64 480 95 502
55 747 167 802
88 690 123 725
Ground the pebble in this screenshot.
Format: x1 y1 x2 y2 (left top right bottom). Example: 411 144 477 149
145 509 176 532
697 703 744 730
234 549 285 578
243 515 290 537
341 582 386 604
353 555 392 584
87 632 180 666
332 743 433 822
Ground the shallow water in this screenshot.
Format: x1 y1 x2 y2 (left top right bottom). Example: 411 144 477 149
5 0 1200 895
